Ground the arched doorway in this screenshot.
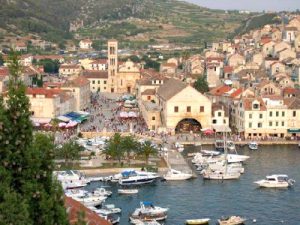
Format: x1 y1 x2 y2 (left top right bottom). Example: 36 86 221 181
175 118 202 133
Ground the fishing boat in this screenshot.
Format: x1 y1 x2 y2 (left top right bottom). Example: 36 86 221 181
254 174 295 188
118 189 139 194
215 139 225 151
248 142 258 150
186 218 210 224
164 169 193 181
118 170 160 186
218 216 246 225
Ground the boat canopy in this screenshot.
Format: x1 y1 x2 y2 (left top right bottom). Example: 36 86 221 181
121 170 137 177
142 201 153 206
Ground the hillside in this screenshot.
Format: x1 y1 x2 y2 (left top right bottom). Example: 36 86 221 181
0 0 251 48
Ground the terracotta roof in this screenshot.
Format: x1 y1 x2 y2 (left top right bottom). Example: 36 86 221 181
243 97 267 111
80 39 93 43
65 196 111 225
285 27 298 31
161 63 177 68
230 88 243 98
212 102 229 117
26 88 64 98
83 70 108 79
209 85 232 96
157 78 187 101
0 67 9 76
60 64 81 70
223 66 233 73
63 76 90 87
283 87 300 96
284 97 300 109
141 89 156 95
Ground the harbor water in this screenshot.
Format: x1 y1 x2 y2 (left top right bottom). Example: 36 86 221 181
87 145 300 225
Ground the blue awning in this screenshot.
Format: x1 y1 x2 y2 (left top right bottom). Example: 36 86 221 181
288 129 300 133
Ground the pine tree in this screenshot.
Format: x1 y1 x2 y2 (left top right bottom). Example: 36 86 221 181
0 51 69 225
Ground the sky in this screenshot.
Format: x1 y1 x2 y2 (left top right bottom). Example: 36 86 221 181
184 0 300 12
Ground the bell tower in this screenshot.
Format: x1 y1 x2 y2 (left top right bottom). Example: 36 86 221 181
107 39 118 93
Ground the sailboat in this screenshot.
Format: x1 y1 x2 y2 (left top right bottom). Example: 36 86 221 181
202 133 241 180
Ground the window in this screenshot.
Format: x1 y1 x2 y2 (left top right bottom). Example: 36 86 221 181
282 111 285 117
174 106 179 112
253 103 259 109
200 106 204 112
98 81 100 84
276 111 279 117
218 112 222 117
282 121 284 126
223 119 226 124
249 114 252 119
276 122 278 127
249 122 252 128
258 123 262 128
269 111 273 117
269 122 272 127
147 96 151 100
259 114 263 119
92 80 95 84
152 116 155 121
293 111 296 117
213 119 217 124
104 81 107 84
187 106 191 113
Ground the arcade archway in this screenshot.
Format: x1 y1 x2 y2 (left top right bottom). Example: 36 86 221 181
175 118 202 133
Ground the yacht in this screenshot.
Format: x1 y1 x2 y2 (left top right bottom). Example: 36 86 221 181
248 142 258 150
215 139 225 151
90 204 121 216
55 170 89 189
203 161 244 174
226 141 236 152
218 216 246 225
118 170 160 186
65 189 88 198
73 195 107 207
164 169 193 181
254 174 295 188
118 189 139 194
202 169 241 180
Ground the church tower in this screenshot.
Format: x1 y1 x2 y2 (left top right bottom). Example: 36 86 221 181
107 39 118 93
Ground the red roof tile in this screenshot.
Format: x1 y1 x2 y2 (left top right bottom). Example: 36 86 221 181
224 66 233 73
230 88 243 98
209 85 232 96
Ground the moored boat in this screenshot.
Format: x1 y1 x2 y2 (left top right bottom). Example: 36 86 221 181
248 142 258 150
218 216 246 225
118 189 139 194
130 218 160 225
254 174 295 188
215 139 225 151
186 218 210 224
164 169 193 181
118 170 160 186
130 201 168 221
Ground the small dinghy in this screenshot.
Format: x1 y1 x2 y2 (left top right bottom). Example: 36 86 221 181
186 218 210 224
218 216 246 225
130 218 160 225
118 189 139 194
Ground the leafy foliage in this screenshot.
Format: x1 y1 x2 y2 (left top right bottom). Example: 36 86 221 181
0 51 68 225
194 76 209 93
138 140 158 165
55 141 84 166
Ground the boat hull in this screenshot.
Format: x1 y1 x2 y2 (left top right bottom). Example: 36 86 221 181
186 218 210 224
119 178 157 186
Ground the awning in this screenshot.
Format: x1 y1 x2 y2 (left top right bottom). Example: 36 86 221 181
31 117 52 124
288 128 300 133
212 125 232 133
57 116 71 122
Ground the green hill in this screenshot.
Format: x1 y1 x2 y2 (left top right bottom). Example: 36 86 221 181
0 0 251 48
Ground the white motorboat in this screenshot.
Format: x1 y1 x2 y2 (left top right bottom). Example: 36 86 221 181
186 218 210 225
164 169 193 181
118 188 139 194
204 161 244 174
201 150 221 156
55 170 89 189
61 180 87 190
175 142 184 148
218 216 246 225
92 204 121 215
118 170 160 186
73 195 107 207
248 142 258 150
254 174 295 188
65 189 88 198
130 202 168 221
99 214 120 224
226 141 236 152
202 169 241 180
130 218 160 225
92 187 112 197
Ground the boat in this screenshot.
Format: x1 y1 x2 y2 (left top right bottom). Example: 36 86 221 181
99 214 120 224
73 195 107 207
92 204 121 215
55 170 89 189
218 216 246 225
130 218 161 225
118 188 139 194
248 142 258 150
61 180 87 190
215 139 225 151
186 218 210 224
226 141 236 152
202 169 241 180
92 187 112 197
203 161 244 174
118 170 160 186
254 174 295 188
130 201 168 221
298 141 300 148
65 189 88 198
164 169 193 181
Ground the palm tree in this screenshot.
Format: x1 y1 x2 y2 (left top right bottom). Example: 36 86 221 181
138 140 158 165
56 141 83 166
121 135 139 164
103 133 124 164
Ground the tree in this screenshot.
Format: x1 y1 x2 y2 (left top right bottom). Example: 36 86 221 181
121 135 139 164
103 133 124 163
194 76 209 93
38 59 60 73
0 51 68 225
138 140 157 165
56 140 83 166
